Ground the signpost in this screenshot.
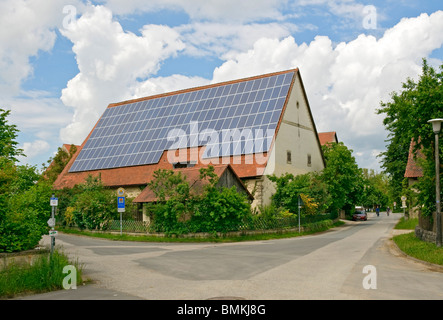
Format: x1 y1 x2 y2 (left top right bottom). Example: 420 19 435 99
401 196 407 219
117 188 125 235
49 195 58 257
298 194 304 233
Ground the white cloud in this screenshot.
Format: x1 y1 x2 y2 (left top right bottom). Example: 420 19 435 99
17 140 51 164
0 0 85 96
101 0 288 22
175 22 297 58
59 5 186 144
213 11 443 169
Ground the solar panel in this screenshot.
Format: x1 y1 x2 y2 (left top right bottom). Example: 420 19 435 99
69 71 295 172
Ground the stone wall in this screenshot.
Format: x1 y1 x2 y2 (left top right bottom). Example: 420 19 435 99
0 248 49 271
415 226 436 243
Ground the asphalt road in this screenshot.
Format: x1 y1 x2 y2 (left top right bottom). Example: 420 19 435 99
17 212 443 300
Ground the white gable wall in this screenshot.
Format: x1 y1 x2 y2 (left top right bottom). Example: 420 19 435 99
259 71 325 207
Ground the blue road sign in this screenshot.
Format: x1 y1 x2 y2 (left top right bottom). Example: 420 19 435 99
117 196 125 209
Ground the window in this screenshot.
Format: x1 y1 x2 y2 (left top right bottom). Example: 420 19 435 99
173 161 196 169
307 154 312 167
287 150 292 164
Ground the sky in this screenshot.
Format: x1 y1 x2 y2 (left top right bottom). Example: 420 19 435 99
1 0 442 172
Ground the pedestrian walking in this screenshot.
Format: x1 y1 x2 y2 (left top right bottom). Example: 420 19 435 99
376 206 380 217
386 206 390 216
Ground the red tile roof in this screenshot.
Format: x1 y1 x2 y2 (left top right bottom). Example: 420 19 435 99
318 131 338 145
53 144 268 189
404 139 424 178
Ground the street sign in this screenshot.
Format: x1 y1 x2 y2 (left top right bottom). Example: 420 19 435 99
118 196 125 213
47 218 56 228
49 230 58 237
50 197 58 206
117 188 125 197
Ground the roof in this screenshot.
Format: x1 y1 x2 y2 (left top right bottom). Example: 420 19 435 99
133 164 253 203
404 139 424 178
54 69 299 189
68 68 296 173
54 144 268 189
318 131 338 145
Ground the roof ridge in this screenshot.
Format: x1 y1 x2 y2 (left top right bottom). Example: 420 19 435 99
108 68 298 108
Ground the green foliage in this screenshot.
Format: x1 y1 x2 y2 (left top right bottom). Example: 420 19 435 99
70 176 117 230
146 166 252 234
0 250 83 298
41 145 77 184
0 108 24 162
0 108 53 252
321 142 364 214
377 59 443 216
268 172 330 215
194 185 251 233
361 169 389 209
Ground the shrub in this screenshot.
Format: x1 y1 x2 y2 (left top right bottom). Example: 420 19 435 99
147 166 252 234
70 176 117 230
193 185 251 233
0 180 52 253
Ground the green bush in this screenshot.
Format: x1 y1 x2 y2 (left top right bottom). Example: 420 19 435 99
193 185 251 233
0 208 47 253
0 178 52 253
70 176 117 230
147 166 252 234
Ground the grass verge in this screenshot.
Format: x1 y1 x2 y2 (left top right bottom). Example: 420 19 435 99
394 217 418 230
0 250 84 299
59 220 345 243
393 232 443 266
393 217 443 266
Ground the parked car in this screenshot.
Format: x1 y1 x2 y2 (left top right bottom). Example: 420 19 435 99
352 210 367 221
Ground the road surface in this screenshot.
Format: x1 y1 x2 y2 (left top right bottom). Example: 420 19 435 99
20 212 443 300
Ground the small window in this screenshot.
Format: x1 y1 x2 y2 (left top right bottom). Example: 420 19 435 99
307 154 312 167
173 161 196 169
287 150 292 164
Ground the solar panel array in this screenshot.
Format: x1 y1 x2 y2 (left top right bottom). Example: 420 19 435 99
69 71 295 172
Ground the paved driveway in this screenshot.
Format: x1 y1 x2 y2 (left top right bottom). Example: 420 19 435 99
21 213 443 300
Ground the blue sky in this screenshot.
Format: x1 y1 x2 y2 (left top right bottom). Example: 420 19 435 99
1 0 442 172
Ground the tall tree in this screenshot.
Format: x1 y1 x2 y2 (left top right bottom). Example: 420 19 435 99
321 142 364 214
377 59 443 216
0 108 24 162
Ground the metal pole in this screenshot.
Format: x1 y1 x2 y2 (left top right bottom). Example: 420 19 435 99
298 196 301 233
50 197 55 258
120 212 122 236
435 132 441 247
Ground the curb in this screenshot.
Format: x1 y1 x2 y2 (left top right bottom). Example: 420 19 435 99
389 234 443 273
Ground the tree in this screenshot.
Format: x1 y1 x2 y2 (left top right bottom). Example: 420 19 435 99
268 172 330 215
377 59 443 216
361 169 389 209
0 108 24 162
41 145 77 183
0 110 49 252
321 142 364 214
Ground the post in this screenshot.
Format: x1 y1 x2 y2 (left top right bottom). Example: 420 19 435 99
49 194 58 259
117 188 126 236
429 119 443 247
298 195 303 233
51 204 55 257
435 131 441 247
